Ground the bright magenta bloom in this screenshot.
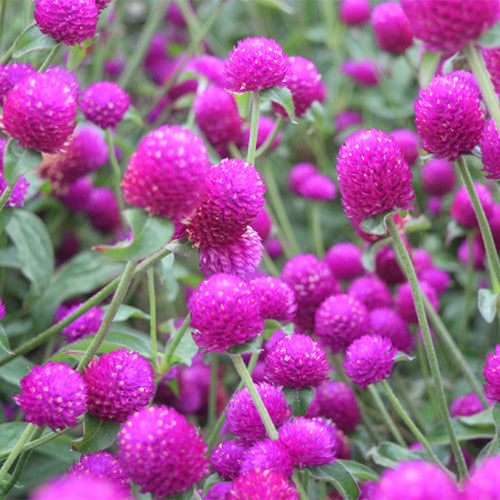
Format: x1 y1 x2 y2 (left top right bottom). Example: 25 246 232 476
484 344 500 403
372 2 413 54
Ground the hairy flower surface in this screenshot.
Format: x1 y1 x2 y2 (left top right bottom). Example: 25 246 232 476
450 184 494 229
347 275 393 310
251 276 297 323
0 62 35 104
480 119 500 179
59 304 103 342
484 344 500 403
449 392 484 417
210 439 247 480
369 307 414 353
324 242 364 281
240 438 294 477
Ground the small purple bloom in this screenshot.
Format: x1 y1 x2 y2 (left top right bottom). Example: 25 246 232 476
484 344 500 404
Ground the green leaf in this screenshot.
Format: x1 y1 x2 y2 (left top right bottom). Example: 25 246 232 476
72 413 120 453
445 220 466 246
478 288 499 324
94 208 174 261
0 356 33 387
394 351 414 363
0 245 21 269
165 240 199 259
201 473 223 497
366 442 429 469
0 325 13 355
0 423 33 454
234 91 252 119
3 140 42 185
361 211 394 236
283 386 314 417
338 460 379 482
12 33 57 58
260 86 296 123
159 253 180 302
106 304 150 322
227 337 261 354
123 105 145 127
478 404 500 459
477 22 500 47
0 208 13 235
253 0 295 14
404 215 431 233
308 462 360 500
6 209 54 297
418 50 442 88
66 44 87 71
169 329 198 367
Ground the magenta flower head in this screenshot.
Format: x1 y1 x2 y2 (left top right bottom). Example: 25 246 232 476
189 273 264 352
87 186 121 233
369 307 415 354
483 344 500 403
122 125 210 221
296 174 337 201
414 73 485 161
210 439 247 480
315 293 370 354
0 138 29 207
306 380 360 434
288 162 319 194
95 0 114 11
343 334 397 388
339 0 371 26
372 2 413 54
449 392 484 417
483 47 500 94
0 62 35 104
278 417 337 468
450 183 495 229
224 37 289 93
241 438 293 477
334 109 363 134
250 206 272 241
264 334 330 389
118 405 209 498
480 119 500 179
34 0 98 46
324 242 364 281
341 59 381 86
420 268 450 295
375 243 407 286
2 73 77 153
194 85 242 149
45 65 81 96
389 128 419 166
80 82 130 129
251 276 297 323
83 349 155 423
371 460 459 500
227 468 299 500
13 361 87 431
462 456 500 500
395 281 439 324
458 234 486 270
190 55 226 87
347 275 393 310
400 0 500 53
225 382 291 441
421 158 456 196
59 304 103 342
337 129 414 232
0 299 5 321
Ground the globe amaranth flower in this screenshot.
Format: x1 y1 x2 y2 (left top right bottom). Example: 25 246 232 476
44 65 81 96
264 334 329 389
55 176 93 212
0 62 35 104
347 275 393 310
450 183 495 229
389 129 419 166
343 335 397 388
122 125 210 221
461 455 500 500
400 0 500 53
0 298 5 321
34 0 98 46
189 273 264 352
295 174 337 201
375 243 407 286
227 468 299 500
80 81 130 129
421 158 456 196
288 162 318 194
13 361 88 431
324 242 364 281
251 276 297 323
250 206 272 241
369 307 415 354
210 439 247 480
483 46 500 94
334 109 363 134
395 281 439 324
372 2 413 54
336 129 414 232
118 405 209 498
204 482 234 500
458 234 486 271
341 60 381 86
480 119 500 179
224 37 289 93
86 187 121 233
0 137 29 207
95 0 114 11
58 303 103 342
225 382 291 441
483 344 500 403
339 0 371 26
189 55 226 87
449 392 484 417
83 349 155 423
420 268 451 295
414 73 485 162
1 72 77 153
240 438 294 477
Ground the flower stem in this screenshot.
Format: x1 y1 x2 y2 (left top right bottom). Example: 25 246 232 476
386 215 468 480
292 470 310 500
148 268 160 372
0 423 35 486
0 0 7 53
207 353 219 431
160 312 191 374
309 202 324 257
0 185 14 215
459 231 476 351
255 115 283 158
261 247 280 277
0 20 35 65
246 91 261 166
105 128 127 230
38 42 62 72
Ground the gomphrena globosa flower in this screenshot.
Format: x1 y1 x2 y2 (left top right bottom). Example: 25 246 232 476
1 72 78 153
461 455 500 500
400 0 500 53
79 81 130 129
118 405 209 498
449 392 484 417
375 243 407 286
83 349 155 423
414 73 485 162
224 37 289 93
0 137 29 207
336 129 414 232
369 307 415 354
45 65 81 96
421 158 456 196
420 268 451 295
251 276 297 323
295 174 337 201
483 344 500 403
483 46 500 94
87 186 121 232
343 334 397 387
210 439 247 480
372 2 413 54
264 334 329 389
339 0 371 26
395 281 439 324
0 62 35 104
347 275 393 310
122 125 210 221
34 0 98 46
389 129 419 166
450 184 495 229
189 273 264 352
288 162 318 194
225 382 291 441
341 60 381 86
58 303 103 342
13 361 88 431
240 438 294 477
480 119 500 179
324 242 364 281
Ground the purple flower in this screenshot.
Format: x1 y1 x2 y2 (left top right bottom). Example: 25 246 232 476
87 187 121 233
190 55 226 87
372 2 413 54
483 46 500 94
421 158 456 196
339 0 371 25
118 405 209 498
56 176 94 212
95 0 114 11
334 109 363 134
189 273 264 352
83 349 155 423
240 438 294 477
296 174 337 201
324 242 364 281
44 65 81 96
450 184 495 229
462 455 500 500
449 392 484 417
250 206 272 241
0 62 35 104
414 73 485 162
375 243 407 286
389 129 419 166
251 276 296 323
0 298 5 321
343 334 397 387
210 439 247 480
395 281 439 324
369 307 415 354
0 137 29 207
484 344 500 404
13 361 88 431
224 37 289 93
458 235 486 271
480 119 500 179
420 268 450 295
347 275 393 310
59 304 103 342
288 162 318 194
341 60 381 86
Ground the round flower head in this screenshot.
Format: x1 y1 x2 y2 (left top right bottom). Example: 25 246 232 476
484 344 500 403
278 417 337 468
347 275 393 310
0 138 29 207
2 72 77 153
227 468 299 500
400 0 500 53
295 174 337 201
224 37 289 93
240 438 294 477
266 237 283 259
375 243 407 286
225 382 291 441
480 119 500 179
370 460 459 500
250 206 272 241
34 0 98 46
372 2 414 54
458 234 486 270
288 162 319 194
306 380 361 434
414 73 485 161
483 46 500 94
189 273 264 352
80 82 130 129
264 334 329 389
87 187 121 233
462 455 500 500
0 62 35 104
450 183 494 229
427 196 442 217
190 55 226 87
95 0 114 11
239 116 282 152
343 335 397 388
315 293 370 354
324 242 364 281
83 349 155 423
45 65 81 96
194 85 242 149
210 439 247 480
336 129 414 231
251 276 297 323
395 281 439 324
334 109 363 134
449 392 484 417
13 361 87 431
122 125 210 220
56 176 93 212
205 482 233 500
341 60 381 86
421 158 456 196
420 268 451 295
59 304 103 342
339 0 371 25
118 405 209 498
369 307 415 353
389 129 419 166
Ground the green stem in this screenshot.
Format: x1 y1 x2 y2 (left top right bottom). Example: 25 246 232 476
367 384 406 447
0 20 35 65
0 185 14 215
105 128 126 229
246 92 261 166
393 371 427 431
0 0 7 53
255 116 283 158
416 338 440 416
261 247 280 277
386 215 468 480
76 261 137 370
148 268 160 372
0 428 61 461
309 202 324 257
207 353 218 431
292 470 310 500
38 42 62 72
459 231 476 351
160 312 191 374
0 423 35 485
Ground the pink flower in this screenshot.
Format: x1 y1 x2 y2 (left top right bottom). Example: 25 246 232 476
372 2 413 54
